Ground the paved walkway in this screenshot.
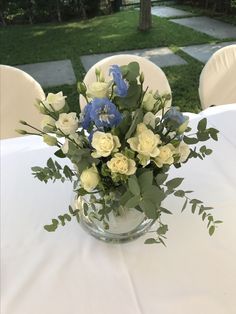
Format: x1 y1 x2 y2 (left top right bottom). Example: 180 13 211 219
170 16 236 39
15 7 236 88
80 47 187 72
16 60 76 88
181 41 236 63
151 6 192 18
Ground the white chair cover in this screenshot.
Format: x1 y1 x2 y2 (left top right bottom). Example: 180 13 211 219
0 65 45 139
80 54 171 111
199 44 236 109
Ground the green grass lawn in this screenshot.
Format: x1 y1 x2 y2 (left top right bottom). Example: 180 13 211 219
169 3 236 25
0 10 217 113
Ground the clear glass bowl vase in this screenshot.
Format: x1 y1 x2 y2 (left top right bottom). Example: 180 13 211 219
76 195 154 243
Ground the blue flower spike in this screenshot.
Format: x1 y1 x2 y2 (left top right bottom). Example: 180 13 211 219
109 65 128 98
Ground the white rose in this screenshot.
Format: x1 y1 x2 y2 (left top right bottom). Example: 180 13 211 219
154 144 175 168
80 166 100 192
143 112 156 129
176 141 190 163
107 153 136 175
43 92 66 112
55 112 79 135
142 91 156 111
127 123 161 158
41 115 56 132
87 82 110 99
91 131 121 158
61 133 82 154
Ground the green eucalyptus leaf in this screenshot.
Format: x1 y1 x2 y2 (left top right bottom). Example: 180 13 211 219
155 173 168 185
125 108 143 139
183 136 198 145
128 176 140 196
125 195 140 208
44 219 59 232
157 224 168 235
209 225 215 236
144 238 158 244
174 190 185 197
54 149 66 158
140 199 158 219
181 198 188 212
58 214 72 226
166 178 184 190
138 170 153 192
143 185 165 204
197 118 207 131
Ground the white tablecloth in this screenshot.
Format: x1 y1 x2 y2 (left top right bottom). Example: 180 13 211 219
1 105 236 314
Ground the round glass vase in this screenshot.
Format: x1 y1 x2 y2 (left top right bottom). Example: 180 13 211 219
77 195 154 243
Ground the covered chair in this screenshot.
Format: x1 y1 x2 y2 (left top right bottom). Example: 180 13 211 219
199 45 236 109
0 65 45 139
79 54 171 111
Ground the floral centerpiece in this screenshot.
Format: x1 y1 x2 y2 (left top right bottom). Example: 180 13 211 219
17 61 221 244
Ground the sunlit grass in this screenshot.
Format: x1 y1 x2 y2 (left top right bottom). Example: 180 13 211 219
0 10 217 112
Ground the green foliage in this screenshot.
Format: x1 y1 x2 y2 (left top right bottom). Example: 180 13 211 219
44 205 80 232
32 158 75 183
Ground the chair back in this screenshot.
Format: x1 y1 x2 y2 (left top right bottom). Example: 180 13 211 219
80 54 171 111
0 65 45 139
199 45 236 109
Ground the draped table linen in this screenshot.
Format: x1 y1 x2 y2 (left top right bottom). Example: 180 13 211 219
1 104 236 314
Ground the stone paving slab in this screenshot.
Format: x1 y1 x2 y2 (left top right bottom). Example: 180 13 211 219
181 41 236 63
16 59 76 88
170 16 236 39
80 48 187 71
151 6 192 18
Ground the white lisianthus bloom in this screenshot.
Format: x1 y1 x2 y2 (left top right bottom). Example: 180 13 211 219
154 144 175 168
143 112 156 129
107 153 136 176
91 131 121 158
176 141 191 163
127 123 161 158
43 92 66 112
61 133 82 154
80 166 100 192
55 112 79 135
41 115 56 131
87 82 110 99
142 91 156 111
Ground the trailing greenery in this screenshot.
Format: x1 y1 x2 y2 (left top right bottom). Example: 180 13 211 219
19 62 221 245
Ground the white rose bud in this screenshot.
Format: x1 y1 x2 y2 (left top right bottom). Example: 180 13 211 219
43 134 57 146
142 91 156 112
61 133 82 154
55 112 79 135
176 141 191 163
80 166 100 192
87 82 110 99
41 115 56 132
143 112 156 129
43 92 67 112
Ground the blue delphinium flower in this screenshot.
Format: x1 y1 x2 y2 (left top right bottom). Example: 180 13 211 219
163 107 189 134
90 98 122 128
109 65 128 97
81 103 92 130
164 107 186 126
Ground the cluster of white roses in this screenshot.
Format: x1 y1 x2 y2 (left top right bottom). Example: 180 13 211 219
36 81 191 194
